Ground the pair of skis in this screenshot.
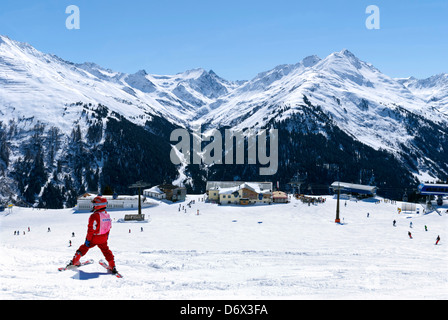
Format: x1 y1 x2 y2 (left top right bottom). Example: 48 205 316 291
58 259 123 278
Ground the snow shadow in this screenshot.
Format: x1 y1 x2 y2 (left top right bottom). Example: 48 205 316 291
71 270 108 280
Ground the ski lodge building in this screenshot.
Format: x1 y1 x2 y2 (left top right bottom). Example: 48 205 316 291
76 193 149 212
143 186 166 200
206 181 273 205
143 184 187 202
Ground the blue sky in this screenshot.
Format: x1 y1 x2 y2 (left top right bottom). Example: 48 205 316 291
0 0 447 80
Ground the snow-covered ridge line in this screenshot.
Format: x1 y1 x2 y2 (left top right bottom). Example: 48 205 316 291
1 34 448 194
1 34 447 133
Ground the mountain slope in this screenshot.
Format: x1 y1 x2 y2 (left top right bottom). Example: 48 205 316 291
196 49 448 185
0 35 447 206
398 73 448 114
0 35 240 129
200 49 446 152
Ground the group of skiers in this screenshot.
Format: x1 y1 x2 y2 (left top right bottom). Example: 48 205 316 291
13 227 31 235
407 231 441 244
10 196 118 275
178 198 202 214
391 219 441 245
298 195 326 205
10 195 444 277
128 227 145 233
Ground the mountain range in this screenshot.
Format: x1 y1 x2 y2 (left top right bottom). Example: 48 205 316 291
0 34 447 207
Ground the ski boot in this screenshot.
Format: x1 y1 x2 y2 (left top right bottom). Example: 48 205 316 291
66 251 82 269
111 267 119 275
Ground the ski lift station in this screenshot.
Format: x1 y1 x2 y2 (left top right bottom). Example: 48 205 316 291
330 181 377 198
418 183 448 205
418 183 448 196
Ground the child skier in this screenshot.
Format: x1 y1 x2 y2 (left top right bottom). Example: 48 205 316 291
66 196 118 275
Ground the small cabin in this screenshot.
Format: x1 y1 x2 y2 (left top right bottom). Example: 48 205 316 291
143 186 167 200
144 184 186 202
272 191 288 203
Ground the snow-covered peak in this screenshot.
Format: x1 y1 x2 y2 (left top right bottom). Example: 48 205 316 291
198 48 448 155
176 68 208 79
339 48 357 58
399 73 448 113
405 73 448 89
301 55 321 68
0 34 447 149
0 34 49 61
0 34 7 45
0 34 19 48
75 62 123 82
316 49 369 73
124 70 156 93
170 68 234 100
133 69 149 76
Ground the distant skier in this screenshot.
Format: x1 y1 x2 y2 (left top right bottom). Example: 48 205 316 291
424 225 428 232
409 222 413 228
393 220 396 227
435 235 440 245
66 196 118 275
408 231 413 239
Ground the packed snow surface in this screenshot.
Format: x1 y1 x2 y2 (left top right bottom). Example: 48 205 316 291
1 195 447 300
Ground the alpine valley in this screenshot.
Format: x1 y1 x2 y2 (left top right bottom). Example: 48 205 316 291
0 35 447 208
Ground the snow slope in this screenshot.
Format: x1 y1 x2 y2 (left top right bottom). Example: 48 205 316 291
1 34 447 146
0 35 238 130
1 196 446 299
199 50 447 153
398 74 448 115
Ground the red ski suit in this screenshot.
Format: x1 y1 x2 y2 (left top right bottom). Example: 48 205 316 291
74 209 115 268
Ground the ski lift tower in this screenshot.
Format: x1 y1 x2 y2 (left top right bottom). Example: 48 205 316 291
128 180 150 217
332 182 343 224
288 172 306 195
